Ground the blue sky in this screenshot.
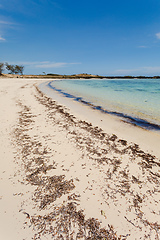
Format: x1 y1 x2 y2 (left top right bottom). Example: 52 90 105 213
1 0 160 75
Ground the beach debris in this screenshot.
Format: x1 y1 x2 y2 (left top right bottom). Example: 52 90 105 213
101 210 107 219
10 85 160 239
30 202 119 239
33 175 75 209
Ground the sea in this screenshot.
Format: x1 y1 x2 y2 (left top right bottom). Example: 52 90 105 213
48 79 160 131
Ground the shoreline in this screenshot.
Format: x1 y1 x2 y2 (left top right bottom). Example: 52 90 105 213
47 80 160 132
0 78 160 239
39 80 160 158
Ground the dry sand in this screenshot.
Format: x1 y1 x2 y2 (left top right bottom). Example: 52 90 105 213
0 78 160 240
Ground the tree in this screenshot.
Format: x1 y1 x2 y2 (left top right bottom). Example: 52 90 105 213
5 63 24 75
5 63 15 74
0 63 4 75
15 65 24 75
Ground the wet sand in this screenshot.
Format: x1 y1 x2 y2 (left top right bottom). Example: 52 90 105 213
0 78 160 240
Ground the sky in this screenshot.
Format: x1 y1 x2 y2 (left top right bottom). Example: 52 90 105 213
1 0 160 76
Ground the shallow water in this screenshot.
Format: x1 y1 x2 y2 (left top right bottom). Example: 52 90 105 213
49 79 160 130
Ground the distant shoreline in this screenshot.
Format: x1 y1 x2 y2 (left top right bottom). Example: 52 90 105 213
1 73 160 79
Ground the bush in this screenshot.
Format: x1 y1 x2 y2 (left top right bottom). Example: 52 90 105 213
0 63 4 75
5 63 24 75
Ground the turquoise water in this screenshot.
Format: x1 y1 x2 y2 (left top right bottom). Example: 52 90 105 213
49 79 160 129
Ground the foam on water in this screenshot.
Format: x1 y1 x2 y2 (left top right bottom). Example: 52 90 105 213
49 79 160 130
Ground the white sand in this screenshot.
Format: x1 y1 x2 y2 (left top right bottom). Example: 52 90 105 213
39 80 160 158
0 78 160 240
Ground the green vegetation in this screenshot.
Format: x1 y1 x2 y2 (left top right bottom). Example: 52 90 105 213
1 62 160 79
44 73 160 79
5 63 24 75
0 62 24 75
46 73 104 79
5 63 15 74
0 63 4 75
14 65 24 75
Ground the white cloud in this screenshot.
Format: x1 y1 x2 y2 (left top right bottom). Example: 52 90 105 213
12 61 49 66
115 68 140 75
142 66 160 73
0 20 13 25
35 62 67 68
7 61 81 69
0 19 17 41
156 32 160 39
115 66 160 75
0 36 5 41
36 62 81 68
0 19 16 27
138 45 148 48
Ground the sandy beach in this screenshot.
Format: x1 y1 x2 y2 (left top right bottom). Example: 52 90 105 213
0 78 160 240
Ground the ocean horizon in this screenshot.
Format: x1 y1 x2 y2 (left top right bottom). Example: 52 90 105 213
48 78 160 131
